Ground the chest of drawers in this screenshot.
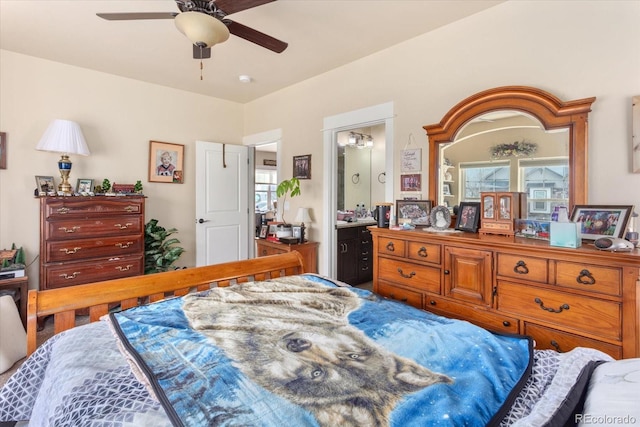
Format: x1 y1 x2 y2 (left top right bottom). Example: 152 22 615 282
370 227 640 359
39 196 145 291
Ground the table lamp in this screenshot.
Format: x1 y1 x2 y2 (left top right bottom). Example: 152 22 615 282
36 119 90 194
294 207 313 242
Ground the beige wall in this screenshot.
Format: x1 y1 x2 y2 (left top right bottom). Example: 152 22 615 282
1 1 639 283
244 1 640 270
0 51 243 287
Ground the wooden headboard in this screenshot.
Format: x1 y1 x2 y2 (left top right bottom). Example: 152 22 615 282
27 252 305 355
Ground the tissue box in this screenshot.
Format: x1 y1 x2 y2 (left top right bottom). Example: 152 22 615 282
549 222 582 248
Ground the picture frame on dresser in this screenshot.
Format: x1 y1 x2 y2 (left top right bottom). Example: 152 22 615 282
76 178 93 194
259 225 268 239
35 175 55 196
455 202 480 232
570 205 634 241
396 199 432 225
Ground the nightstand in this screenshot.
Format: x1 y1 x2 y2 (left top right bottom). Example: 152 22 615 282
255 239 318 273
0 276 28 328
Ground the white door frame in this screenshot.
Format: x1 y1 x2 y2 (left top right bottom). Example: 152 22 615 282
243 128 282 258
322 102 395 277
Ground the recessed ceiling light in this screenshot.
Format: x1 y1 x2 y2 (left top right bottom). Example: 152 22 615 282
239 75 252 83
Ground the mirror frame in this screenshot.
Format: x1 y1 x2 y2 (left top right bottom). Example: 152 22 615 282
423 86 595 213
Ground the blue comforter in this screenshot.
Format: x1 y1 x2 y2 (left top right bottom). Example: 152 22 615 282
110 274 532 427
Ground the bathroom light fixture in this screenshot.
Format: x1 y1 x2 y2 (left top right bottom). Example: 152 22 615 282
36 119 90 194
347 132 374 149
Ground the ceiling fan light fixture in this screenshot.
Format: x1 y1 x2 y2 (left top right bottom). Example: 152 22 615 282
175 11 230 48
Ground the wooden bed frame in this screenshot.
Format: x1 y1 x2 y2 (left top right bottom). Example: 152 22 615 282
27 252 305 355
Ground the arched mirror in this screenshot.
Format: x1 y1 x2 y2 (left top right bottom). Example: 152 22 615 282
423 86 595 220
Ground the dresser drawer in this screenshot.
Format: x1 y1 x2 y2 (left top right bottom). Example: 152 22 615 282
43 197 144 218
554 262 622 297
376 237 406 257
45 235 144 263
425 294 519 334
497 253 548 284
497 281 621 341
43 255 144 289
524 323 621 359
378 257 440 293
376 281 422 308
46 216 144 240
407 241 441 265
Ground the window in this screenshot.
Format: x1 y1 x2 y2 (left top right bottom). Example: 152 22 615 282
460 162 510 202
520 158 568 220
255 169 277 212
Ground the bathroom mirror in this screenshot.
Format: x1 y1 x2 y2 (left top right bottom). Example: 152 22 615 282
424 86 595 219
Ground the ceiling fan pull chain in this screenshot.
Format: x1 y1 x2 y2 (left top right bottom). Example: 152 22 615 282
199 45 204 80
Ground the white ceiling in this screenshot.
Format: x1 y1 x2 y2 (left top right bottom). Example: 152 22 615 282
0 0 503 104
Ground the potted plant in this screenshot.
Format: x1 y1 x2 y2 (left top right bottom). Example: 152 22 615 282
276 177 301 226
144 219 185 274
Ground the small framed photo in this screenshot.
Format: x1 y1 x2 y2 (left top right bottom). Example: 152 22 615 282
76 178 93 194
292 225 302 239
396 200 432 226
455 202 481 232
293 154 311 179
442 183 452 195
35 175 55 195
515 219 551 241
570 205 634 241
259 225 268 239
149 140 184 184
0 132 6 169
400 173 421 192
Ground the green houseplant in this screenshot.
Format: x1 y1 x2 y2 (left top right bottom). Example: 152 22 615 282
276 177 301 224
144 219 185 274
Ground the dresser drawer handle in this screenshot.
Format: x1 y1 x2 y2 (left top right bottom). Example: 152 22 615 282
513 260 529 274
534 297 569 313
386 242 395 252
502 321 511 327
60 272 80 279
417 247 428 258
261 249 268 256
56 207 70 214
388 294 408 302
550 340 562 352
124 206 138 212
116 242 134 249
576 269 596 285
429 300 436 306
397 268 415 279
116 265 134 271
59 247 81 255
58 226 80 233
114 223 133 230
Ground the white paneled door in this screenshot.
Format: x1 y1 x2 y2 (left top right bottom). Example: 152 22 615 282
195 141 249 266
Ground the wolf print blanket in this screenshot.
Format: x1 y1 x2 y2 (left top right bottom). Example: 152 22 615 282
108 274 533 427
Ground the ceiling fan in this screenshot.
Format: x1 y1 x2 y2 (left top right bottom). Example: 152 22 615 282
97 0 288 60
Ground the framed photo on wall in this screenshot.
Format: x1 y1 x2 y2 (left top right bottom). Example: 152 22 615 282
455 202 481 232
149 140 184 184
400 173 421 192
396 199 432 226
570 205 634 241
293 154 311 179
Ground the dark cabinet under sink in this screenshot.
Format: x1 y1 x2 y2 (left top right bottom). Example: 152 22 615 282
337 225 372 285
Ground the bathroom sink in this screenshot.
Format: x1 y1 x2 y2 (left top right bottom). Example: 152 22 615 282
336 220 348 225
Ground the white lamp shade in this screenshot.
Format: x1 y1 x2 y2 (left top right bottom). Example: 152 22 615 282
36 119 90 156
294 207 313 224
175 12 230 48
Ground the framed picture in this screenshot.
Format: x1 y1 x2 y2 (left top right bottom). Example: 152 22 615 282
396 199 432 226
149 140 184 184
529 188 551 214
442 183 451 195
0 132 6 169
570 205 634 241
76 178 93 194
455 202 481 232
293 154 311 179
401 148 421 172
259 225 268 239
400 173 421 192
35 175 55 195
515 219 551 241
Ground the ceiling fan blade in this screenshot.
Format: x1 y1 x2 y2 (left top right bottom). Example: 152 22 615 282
214 0 275 15
193 45 212 59
226 20 287 53
96 12 177 21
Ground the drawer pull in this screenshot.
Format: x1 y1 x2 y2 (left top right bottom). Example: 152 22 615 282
534 297 569 313
417 247 428 258
443 270 450 275
513 260 529 274
386 242 395 252
502 321 511 327
550 340 562 352
56 207 70 214
114 223 133 230
60 272 80 280
124 206 138 212
576 269 596 285
397 268 415 279
388 294 408 302
59 226 80 233
429 300 436 306
262 249 268 256
116 241 134 249
59 247 81 255
116 265 134 271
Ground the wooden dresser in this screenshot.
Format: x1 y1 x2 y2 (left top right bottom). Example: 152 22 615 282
39 196 145 292
370 227 640 359
255 239 318 273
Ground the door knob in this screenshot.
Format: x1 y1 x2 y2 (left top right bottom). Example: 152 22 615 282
197 218 209 223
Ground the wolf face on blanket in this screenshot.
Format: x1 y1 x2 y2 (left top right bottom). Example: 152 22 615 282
182 276 452 426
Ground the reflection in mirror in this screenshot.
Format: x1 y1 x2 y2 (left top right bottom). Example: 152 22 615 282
336 125 386 215
440 111 570 220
